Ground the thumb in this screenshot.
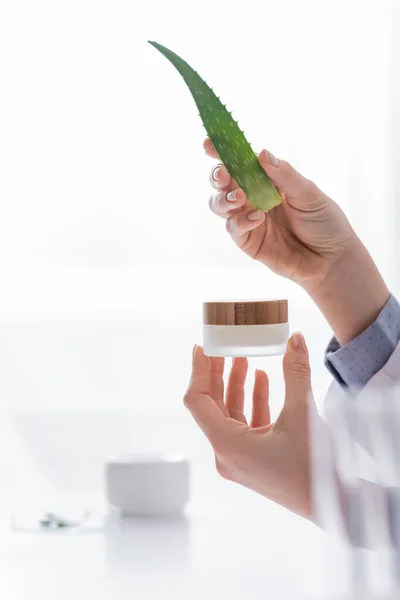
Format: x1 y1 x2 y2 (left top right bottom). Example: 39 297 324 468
258 149 326 210
283 332 312 409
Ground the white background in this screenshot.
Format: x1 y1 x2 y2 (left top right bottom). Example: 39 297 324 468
0 1 398 597
0 0 395 270
0 0 397 475
0 0 397 414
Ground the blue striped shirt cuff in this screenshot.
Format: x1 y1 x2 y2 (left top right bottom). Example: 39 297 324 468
324 294 400 394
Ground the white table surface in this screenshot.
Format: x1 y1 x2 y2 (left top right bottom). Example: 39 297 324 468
0 495 324 600
0 412 327 600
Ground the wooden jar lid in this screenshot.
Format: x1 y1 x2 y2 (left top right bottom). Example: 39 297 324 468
203 300 288 326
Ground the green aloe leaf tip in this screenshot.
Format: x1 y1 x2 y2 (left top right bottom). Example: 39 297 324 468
148 41 281 213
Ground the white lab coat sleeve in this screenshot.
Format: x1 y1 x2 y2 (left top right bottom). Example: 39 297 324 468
361 340 400 388
324 341 400 451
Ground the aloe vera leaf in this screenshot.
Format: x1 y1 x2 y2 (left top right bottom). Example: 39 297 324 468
148 41 281 213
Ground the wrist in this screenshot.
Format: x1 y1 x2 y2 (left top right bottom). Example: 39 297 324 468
304 236 389 345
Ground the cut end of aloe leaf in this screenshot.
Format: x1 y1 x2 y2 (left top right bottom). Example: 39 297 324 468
148 41 281 213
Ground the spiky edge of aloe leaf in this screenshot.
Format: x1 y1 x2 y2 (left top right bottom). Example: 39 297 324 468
148 41 281 212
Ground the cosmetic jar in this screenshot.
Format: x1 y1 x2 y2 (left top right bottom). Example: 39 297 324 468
105 454 190 516
203 299 289 357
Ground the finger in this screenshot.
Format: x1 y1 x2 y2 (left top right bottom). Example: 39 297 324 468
209 188 248 218
209 163 233 191
226 357 248 423
209 356 229 417
282 333 312 410
186 344 211 395
251 369 270 428
258 149 325 209
226 207 266 240
184 345 228 446
203 137 219 159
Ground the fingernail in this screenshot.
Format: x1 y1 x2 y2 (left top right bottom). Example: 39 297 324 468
289 332 306 353
264 149 279 167
212 166 221 182
192 344 197 357
248 210 261 221
227 189 237 202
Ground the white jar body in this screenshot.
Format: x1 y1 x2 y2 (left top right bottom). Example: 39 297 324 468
203 323 289 357
105 454 190 516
